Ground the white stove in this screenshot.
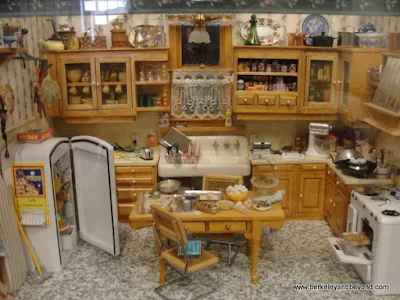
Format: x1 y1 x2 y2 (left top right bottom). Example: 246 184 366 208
329 191 400 295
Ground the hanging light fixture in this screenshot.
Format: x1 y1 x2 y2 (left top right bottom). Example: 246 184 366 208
188 14 211 44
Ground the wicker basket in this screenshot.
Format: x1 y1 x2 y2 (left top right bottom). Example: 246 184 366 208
93 36 107 49
79 36 92 49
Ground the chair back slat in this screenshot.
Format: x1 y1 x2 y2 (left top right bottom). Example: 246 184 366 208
151 205 188 245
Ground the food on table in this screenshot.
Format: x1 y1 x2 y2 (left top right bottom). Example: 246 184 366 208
256 200 268 208
226 184 248 194
216 200 234 210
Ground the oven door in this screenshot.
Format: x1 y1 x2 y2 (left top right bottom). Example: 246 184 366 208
346 204 358 232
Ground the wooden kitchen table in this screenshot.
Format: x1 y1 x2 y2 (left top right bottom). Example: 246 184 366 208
129 192 285 284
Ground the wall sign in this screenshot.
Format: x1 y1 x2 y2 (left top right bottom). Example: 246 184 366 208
0 0 398 18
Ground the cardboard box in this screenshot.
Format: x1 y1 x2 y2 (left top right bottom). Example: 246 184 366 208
17 128 53 143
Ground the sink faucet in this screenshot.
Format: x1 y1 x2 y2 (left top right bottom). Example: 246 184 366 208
213 140 219 151
234 140 240 150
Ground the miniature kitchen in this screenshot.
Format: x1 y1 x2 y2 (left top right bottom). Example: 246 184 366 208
0 1 400 299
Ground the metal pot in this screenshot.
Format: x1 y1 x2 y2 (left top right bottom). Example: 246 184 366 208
337 26 359 47
313 32 335 47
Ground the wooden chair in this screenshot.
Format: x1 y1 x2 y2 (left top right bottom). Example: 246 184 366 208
198 174 246 266
151 205 220 300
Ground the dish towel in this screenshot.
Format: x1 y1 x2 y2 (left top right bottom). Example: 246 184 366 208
0 175 27 293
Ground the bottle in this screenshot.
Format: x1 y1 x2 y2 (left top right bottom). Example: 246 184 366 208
67 31 79 50
245 15 261 46
225 111 232 128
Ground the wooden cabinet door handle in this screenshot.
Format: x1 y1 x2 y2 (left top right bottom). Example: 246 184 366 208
328 171 331 174
226 225 230 230
336 181 340 185
333 203 336 207
184 226 188 230
96 82 101 87
299 194 303 198
337 81 342 85
92 81 96 86
333 81 337 85
329 199 333 203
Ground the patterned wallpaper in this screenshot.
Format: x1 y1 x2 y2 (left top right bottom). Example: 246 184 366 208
0 0 399 17
0 17 52 128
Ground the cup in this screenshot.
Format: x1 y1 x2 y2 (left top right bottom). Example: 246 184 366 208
115 84 122 94
69 86 77 95
182 200 191 212
82 86 90 94
103 85 110 94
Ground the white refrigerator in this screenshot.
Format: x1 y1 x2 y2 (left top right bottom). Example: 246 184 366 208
1 136 120 273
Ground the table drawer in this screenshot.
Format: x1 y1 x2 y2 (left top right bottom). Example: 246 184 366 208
182 222 206 233
208 222 246 233
236 93 255 105
115 166 153 175
279 95 297 106
116 177 154 185
256 164 294 173
118 203 134 216
117 188 153 201
327 168 336 181
301 164 326 172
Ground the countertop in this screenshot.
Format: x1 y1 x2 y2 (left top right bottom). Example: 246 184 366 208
251 155 393 186
114 149 160 166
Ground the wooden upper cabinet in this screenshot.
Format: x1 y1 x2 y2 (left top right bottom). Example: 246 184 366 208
297 172 326 214
302 51 338 114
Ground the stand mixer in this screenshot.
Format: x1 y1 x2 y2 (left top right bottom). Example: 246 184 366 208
305 122 332 158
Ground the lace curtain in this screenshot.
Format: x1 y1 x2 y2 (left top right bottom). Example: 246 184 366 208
171 70 233 119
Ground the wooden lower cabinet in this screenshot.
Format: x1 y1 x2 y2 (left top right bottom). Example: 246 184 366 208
115 165 157 222
297 171 326 216
324 167 352 236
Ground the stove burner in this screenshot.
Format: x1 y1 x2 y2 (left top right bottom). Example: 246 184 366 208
382 209 400 217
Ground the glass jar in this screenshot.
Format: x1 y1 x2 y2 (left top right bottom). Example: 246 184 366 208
154 25 165 47
144 26 156 48
67 32 79 50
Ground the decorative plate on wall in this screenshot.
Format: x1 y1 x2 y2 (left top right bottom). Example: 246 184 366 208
301 14 330 37
240 18 283 46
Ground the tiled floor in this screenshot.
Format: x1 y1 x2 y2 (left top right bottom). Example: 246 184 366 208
12 221 400 300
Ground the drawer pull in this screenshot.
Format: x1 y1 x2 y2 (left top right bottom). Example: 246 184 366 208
273 166 277 170
132 180 136 184
333 203 336 207
333 81 337 85
265 99 269 104
244 98 248 104
286 100 291 105
184 226 188 230
226 225 230 230
92 81 96 86
133 193 137 198
328 171 331 174
96 82 101 87
330 199 333 203
336 181 340 185
131 169 135 173
312 166 316 170
299 194 303 198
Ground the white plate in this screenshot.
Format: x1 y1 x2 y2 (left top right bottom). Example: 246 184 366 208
253 203 271 211
240 18 283 46
216 200 234 210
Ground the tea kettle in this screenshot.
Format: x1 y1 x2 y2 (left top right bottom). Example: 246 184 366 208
140 147 154 160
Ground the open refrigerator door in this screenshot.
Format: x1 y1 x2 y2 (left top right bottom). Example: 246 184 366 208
71 136 120 255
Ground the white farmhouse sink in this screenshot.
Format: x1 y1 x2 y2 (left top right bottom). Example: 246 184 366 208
158 135 250 178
